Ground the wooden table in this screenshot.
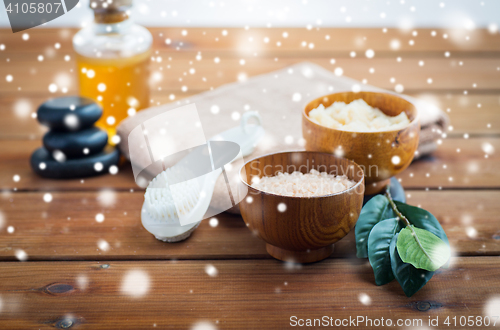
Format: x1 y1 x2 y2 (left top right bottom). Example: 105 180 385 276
0 27 499 329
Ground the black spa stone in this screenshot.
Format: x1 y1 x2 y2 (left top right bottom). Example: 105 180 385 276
43 127 108 158
37 96 102 131
30 146 120 179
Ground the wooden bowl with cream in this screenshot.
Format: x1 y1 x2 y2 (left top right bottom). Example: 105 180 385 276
302 92 420 194
238 151 364 263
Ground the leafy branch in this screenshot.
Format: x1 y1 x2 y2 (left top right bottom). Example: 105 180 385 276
384 185 411 227
355 184 451 297
384 185 437 267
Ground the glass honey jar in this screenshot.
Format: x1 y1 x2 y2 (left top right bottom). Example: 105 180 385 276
73 0 152 141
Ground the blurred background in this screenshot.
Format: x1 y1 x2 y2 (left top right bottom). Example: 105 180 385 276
1 0 499 29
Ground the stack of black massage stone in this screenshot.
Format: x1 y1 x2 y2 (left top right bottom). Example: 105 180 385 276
30 96 120 179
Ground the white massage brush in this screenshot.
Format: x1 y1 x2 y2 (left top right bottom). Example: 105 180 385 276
141 111 264 242
141 168 213 242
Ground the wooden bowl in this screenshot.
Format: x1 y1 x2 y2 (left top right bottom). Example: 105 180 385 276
238 151 365 263
302 91 420 194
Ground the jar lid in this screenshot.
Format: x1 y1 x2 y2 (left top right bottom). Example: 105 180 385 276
90 0 132 11
90 0 133 23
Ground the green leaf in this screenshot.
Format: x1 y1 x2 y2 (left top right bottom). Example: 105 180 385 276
394 201 449 246
367 218 403 285
355 195 395 258
390 234 434 297
389 177 406 203
397 226 451 271
394 201 451 269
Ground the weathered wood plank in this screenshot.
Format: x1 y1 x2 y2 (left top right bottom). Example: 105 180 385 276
413 93 500 135
0 190 498 261
397 137 499 188
0 140 135 191
1 57 500 94
1 28 500 54
0 191 268 261
0 26 497 330
0 257 498 329
0 137 498 191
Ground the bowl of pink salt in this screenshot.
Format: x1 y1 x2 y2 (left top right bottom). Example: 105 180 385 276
238 151 365 263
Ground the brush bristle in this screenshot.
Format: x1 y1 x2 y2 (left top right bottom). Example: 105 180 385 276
144 169 201 224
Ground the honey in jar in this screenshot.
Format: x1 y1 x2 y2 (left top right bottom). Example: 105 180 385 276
73 0 152 141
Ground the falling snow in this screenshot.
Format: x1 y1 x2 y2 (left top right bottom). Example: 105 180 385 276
97 239 110 252
277 203 287 212
94 162 104 172
210 105 220 114
15 249 28 261
43 193 53 203
292 93 302 102
191 321 218 330
97 190 117 207
0 4 497 326
109 165 119 175
209 218 219 227
95 213 105 223
205 264 218 277
121 270 150 297
358 293 371 305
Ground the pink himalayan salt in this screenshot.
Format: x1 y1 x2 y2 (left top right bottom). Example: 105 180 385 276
251 169 356 197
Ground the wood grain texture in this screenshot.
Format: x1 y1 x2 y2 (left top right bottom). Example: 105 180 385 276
1 57 500 95
303 91 420 192
397 137 500 188
0 26 498 329
1 28 500 53
0 140 135 191
408 93 500 135
1 190 498 261
239 151 365 262
0 257 499 329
